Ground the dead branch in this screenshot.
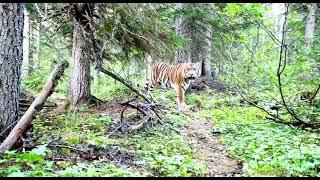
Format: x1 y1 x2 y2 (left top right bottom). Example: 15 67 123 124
309 84 320 105
257 21 282 46
0 61 69 154
235 86 286 122
47 143 87 154
235 85 320 129
97 64 151 103
124 116 151 132
117 98 164 132
118 96 139 130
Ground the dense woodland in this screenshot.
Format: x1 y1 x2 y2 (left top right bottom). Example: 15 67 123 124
0 3 320 177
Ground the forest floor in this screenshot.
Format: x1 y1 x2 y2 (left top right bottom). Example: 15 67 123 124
0 79 245 177
0 91 241 176
93 99 243 176
2 78 320 177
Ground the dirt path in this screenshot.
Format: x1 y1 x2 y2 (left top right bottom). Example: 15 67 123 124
180 113 242 177
90 101 242 176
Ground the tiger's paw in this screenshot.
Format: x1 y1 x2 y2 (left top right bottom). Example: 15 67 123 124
182 106 191 113
177 104 191 113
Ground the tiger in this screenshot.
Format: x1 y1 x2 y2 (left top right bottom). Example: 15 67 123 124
145 62 201 112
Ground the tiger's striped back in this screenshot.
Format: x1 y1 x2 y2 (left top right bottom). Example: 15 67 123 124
147 62 185 91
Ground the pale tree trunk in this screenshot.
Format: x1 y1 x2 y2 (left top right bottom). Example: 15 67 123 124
190 18 199 63
33 18 41 69
93 5 100 89
28 18 41 71
267 3 286 57
304 3 318 47
93 67 100 89
28 18 34 75
68 24 91 107
270 3 286 41
145 54 154 82
22 8 30 77
0 3 24 138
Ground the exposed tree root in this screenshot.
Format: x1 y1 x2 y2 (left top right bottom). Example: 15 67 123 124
113 97 165 133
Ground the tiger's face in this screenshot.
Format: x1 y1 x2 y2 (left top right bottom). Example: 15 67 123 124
184 62 201 80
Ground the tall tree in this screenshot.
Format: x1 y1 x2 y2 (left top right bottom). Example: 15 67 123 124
0 3 24 137
270 3 286 41
23 7 31 76
174 3 213 77
67 3 93 107
29 17 35 74
304 3 318 47
199 20 213 77
32 18 41 69
175 3 192 64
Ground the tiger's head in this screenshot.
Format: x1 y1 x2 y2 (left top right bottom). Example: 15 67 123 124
183 62 201 80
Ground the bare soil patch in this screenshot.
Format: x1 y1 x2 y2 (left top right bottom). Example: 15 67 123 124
180 113 242 177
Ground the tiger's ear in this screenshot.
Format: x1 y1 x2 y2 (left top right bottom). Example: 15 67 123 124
196 62 201 67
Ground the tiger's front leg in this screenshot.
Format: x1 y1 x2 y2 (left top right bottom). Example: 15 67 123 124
174 85 189 112
145 81 156 103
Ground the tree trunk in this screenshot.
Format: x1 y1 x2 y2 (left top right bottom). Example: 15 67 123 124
28 16 34 75
304 3 318 47
270 3 286 41
200 21 213 77
174 3 201 64
67 3 96 107
175 3 192 63
68 23 91 107
175 3 213 77
0 3 24 138
33 18 41 69
146 54 154 82
93 67 100 89
22 8 30 77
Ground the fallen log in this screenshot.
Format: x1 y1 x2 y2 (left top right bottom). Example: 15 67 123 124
0 61 69 153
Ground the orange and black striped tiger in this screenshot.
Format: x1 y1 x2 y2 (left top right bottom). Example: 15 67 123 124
146 62 201 111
